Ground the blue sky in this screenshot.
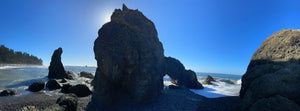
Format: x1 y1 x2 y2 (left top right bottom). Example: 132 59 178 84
1 0 300 75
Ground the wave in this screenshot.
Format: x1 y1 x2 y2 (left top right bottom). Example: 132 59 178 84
0 65 47 70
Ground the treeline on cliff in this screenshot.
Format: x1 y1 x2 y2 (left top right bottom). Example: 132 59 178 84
0 45 43 65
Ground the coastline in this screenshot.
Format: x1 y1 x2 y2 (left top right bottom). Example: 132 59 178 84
0 64 43 67
0 89 240 111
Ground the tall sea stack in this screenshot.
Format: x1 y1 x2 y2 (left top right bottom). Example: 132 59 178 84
48 47 74 79
89 4 165 108
240 29 300 111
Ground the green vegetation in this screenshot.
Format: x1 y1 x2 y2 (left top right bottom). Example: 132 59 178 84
0 45 42 65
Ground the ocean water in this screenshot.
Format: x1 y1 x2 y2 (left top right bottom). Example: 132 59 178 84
0 66 242 98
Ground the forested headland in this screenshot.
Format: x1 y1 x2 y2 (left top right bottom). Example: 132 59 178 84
0 45 43 65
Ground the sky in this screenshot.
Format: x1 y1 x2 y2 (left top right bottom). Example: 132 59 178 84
1 0 300 75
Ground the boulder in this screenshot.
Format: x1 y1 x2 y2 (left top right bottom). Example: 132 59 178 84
88 4 165 108
46 79 62 90
56 93 78 111
240 29 300 111
60 78 68 83
202 75 215 85
44 93 78 111
0 89 17 96
61 84 72 93
48 47 74 80
219 79 235 84
20 106 37 111
164 57 203 89
28 81 45 92
168 85 186 89
69 84 92 97
65 71 76 79
79 71 94 79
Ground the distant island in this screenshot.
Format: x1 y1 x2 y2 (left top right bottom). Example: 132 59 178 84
0 45 43 65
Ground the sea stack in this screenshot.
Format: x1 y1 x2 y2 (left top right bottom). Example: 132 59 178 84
164 57 203 89
88 4 165 108
240 29 300 111
48 47 74 79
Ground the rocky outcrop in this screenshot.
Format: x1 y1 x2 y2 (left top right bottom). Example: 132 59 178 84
44 93 78 111
69 84 92 97
29 81 45 92
48 47 74 80
88 4 165 108
0 89 17 96
240 29 300 111
164 57 203 89
46 79 62 90
202 75 215 85
79 71 94 79
61 84 72 93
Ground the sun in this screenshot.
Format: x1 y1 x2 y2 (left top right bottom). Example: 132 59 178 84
104 13 111 23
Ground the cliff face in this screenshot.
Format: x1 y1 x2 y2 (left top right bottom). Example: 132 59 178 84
240 29 300 111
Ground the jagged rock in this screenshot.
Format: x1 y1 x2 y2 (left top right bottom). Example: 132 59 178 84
79 71 94 79
48 47 74 80
240 29 300 111
61 84 72 93
69 84 92 97
88 4 165 108
0 89 17 96
46 79 62 90
164 57 203 89
168 85 186 89
29 81 45 92
202 75 215 85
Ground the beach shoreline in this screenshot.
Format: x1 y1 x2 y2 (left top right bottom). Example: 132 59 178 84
0 89 241 111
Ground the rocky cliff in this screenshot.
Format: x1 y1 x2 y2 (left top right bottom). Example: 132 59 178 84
88 4 203 109
240 29 300 111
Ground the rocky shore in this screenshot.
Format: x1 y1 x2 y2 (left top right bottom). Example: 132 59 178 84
0 89 240 111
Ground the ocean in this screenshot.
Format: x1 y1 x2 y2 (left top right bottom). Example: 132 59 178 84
0 66 242 98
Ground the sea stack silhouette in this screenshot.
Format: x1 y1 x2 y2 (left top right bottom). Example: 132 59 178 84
48 47 74 79
87 4 203 110
240 29 300 111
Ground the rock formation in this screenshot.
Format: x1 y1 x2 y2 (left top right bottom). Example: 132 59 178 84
69 84 92 97
46 79 62 90
88 4 165 108
48 47 74 79
202 75 215 85
88 4 204 109
164 57 203 89
0 89 17 96
79 71 94 79
28 81 45 92
44 93 78 111
240 29 300 111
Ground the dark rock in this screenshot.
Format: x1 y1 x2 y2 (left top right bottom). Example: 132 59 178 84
28 81 45 92
65 71 76 79
56 93 78 111
248 95 300 111
164 57 203 89
202 75 215 85
61 84 72 93
48 47 74 80
89 4 164 107
219 79 235 84
240 29 300 111
79 71 94 79
69 84 92 97
43 104 65 111
46 79 62 90
168 85 186 89
0 89 17 96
